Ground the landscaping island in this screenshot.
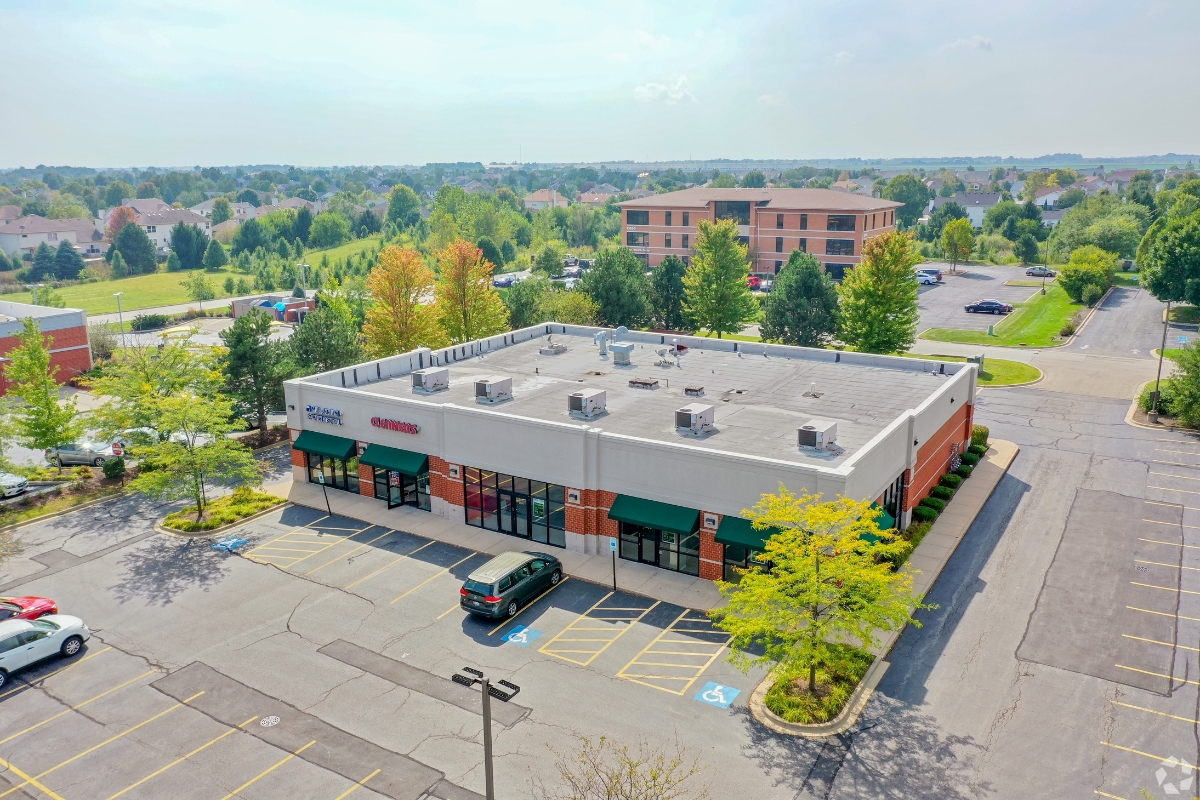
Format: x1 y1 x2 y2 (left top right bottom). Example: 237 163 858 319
920 284 1085 347
162 486 284 533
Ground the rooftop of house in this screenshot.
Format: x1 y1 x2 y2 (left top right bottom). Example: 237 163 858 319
524 189 569 203
122 199 170 214
932 192 1004 209
0 205 22 220
0 215 97 236
136 209 210 227
323 329 963 469
616 187 901 212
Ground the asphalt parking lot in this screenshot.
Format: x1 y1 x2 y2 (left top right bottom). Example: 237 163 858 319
916 263 1042 334
0 505 772 799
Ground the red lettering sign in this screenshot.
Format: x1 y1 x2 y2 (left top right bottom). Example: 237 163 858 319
370 417 421 434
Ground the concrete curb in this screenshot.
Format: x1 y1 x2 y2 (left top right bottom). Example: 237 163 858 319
155 501 290 540
748 439 1020 737
1122 379 1197 432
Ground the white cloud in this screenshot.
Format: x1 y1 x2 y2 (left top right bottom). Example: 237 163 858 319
833 51 854 65
936 35 992 54
630 29 669 48
757 94 784 107
634 76 694 104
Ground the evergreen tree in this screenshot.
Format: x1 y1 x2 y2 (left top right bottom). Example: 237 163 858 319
649 254 689 331
578 247 649 328
110 250 129 279
31 242 56 280
293 206 313 244
203 239 229 271
0 249 11 272
1014 233 1039 265
166 252 182 272
219 310 291 439
115 223 157 274
683 219 758 338
476 236 504 268
231 218 269 255
836 231 921 354
53 240 85 281
760 251 839 347
289 307 363 375
169 223 208 270
209 196 234 225
500 239 516 264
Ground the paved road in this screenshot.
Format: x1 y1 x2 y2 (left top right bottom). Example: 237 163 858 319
90 290 315 326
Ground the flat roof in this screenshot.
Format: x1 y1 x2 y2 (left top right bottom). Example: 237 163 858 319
355 331 955 469
617 187 902 212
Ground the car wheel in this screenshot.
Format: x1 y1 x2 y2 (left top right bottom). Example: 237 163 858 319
56 458 64 468
60 635 83 658
93 457 105 467
0 670 7 690
966 308 973 313
506 600 519 618
550 569 561 586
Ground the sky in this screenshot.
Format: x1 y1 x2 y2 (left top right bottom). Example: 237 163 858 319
3 0 1199 168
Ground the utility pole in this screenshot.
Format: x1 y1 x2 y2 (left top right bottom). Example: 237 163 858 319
114 292 126 353
1151 300 1172 423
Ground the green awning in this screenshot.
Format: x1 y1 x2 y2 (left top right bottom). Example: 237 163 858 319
715 516 779 550
293 430 356 461
607 495 699 535
859 503 896 544
360 444 428 476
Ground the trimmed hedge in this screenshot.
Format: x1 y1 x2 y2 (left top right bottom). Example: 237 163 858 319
967 444 987 457
940 473 964 490
959 451 981 467
971 425 989 448
912 505 939 523
956 464 974 479
930 485 955 501
920 497 946 512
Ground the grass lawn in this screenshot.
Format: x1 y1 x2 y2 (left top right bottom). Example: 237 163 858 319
304 235 382 266
1004 279 1056 287
0 268 239 315
896 353 1041 385
920 284 1083 347
1156 348 1189 361
1112 272 1141 288
1169 305 1200 324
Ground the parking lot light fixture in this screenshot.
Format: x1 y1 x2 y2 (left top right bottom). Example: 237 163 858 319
451 667 521 800
113 292 126 351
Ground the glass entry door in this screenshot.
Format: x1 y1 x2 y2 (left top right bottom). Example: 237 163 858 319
375 468 431 511
620 522 658 565
499 493 530 539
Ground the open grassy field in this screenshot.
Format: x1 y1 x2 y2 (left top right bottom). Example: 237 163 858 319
304 235 382 266
920 283 1083 347
0 268 239 314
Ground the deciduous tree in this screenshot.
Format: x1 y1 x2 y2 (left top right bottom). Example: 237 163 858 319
181 271 216 310
683 219 758 338
941 218 974 273
1140 211 1200 305
578 247 649 328
386 184 421 228
210 196 234 225
882 174 932 228
104 181 134 208
649 254 689 331
434 239 509 342
504 275 551 329
105 205 138 241
307 212 351 249
760 251 839 347
837 231 921 353
541 289 599 325
362 246 447 356
6 318 81 461
1013 233 1039 265
1058 245 1116 306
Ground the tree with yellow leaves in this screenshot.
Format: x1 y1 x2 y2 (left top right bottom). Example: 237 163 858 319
434 239 509 343
711 487 929 697
362 246 447 357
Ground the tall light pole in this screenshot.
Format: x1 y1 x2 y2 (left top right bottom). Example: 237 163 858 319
452 667 521 800
113 292 126 352
1151 300 1172 423
298 262 310 294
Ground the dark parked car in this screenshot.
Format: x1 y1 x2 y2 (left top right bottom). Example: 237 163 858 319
460 551 563 619
965 299 1014 314
1026 266 1056 277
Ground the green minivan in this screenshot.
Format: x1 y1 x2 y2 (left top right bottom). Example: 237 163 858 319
460 551 563 619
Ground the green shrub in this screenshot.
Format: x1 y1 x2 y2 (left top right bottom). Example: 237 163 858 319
956 464 974 478
102 457 126 480
1140 380 1181 416
1059 321 1076 337
763 644 874 724
912 505 939 523
162 486 283 532
930 485 955 501
967 444 987 457
131 313 171 331
959 451 981 467
920 497 946 512
1058 245 1117 304
940 473 964 490
971 425 989 447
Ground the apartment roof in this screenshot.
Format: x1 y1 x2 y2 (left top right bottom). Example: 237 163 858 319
1 215 96 236
617 187 900 211
137 209 210 227
0 205 22 221
931 192 1003 210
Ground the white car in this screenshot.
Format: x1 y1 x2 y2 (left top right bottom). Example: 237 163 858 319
0 615 90 689
917 272 938 285
0 472 28 498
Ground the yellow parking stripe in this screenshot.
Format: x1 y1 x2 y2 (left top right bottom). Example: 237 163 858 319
1135 558 1200 571
0 691 205 799
107 716 258 799
1122 633 1200 652
1144 497 1200 510
1112 700 1200 724
307 529 396 575
391 556 474 603
487 576 571 635
333 769 381 800
0 646 111 700
344 541 434 589
1138 536 1200 549
538 594 659 666
1115 664 1200 686
1128 605 1200 622
0 670 154 747
1131 581 1200 595
0 756 65 800
1094 791 1128 800
218 740 316 799
1148 485 1200 495
616 610 730 695
1101 740 1198 770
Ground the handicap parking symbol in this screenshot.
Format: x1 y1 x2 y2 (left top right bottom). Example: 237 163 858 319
694 681 740 709
502 625 542 647
212 537 248 552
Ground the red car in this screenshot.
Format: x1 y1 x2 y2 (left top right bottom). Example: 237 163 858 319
746 275 762 290
0 596 58 621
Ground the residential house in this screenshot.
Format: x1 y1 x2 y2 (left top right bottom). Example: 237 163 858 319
830 180 863 193
137 209 211 253
121 198 170 215
1041 210 1065 229
955 172 985 191
578 192 616 208
1073 176 1111 195
0 215 108 259
924 178 944 195
1034 187 1066 208
523 189 570 212
1105 169 1142 190
0 205 22 223
189 199 257 222
593 183 622 195
930 192 1004 229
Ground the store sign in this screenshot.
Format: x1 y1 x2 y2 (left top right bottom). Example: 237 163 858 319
371 417 420 434
306 405 343 426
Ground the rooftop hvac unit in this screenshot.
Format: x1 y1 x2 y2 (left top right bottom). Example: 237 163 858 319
675 403 716 436
539 334 568 356
411 367 449 394
798 419 838 449
474 375 513 404
610 342 635 365
568 389 606 418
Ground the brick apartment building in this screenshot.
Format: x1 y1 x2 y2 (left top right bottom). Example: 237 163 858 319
617 187 902 279
0 301 92 395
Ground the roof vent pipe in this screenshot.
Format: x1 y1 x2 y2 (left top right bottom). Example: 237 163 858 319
594 330 608 356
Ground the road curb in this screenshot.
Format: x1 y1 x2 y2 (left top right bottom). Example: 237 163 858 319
155 501 290 539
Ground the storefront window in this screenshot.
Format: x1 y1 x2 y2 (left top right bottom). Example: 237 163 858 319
373 467 431 511
463 467 566 548
306 453 358 493
619 521 699 576
723 544 771 582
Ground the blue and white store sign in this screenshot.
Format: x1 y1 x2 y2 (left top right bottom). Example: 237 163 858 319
306 405 343 426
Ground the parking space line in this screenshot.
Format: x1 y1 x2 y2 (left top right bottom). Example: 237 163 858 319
1115 664 1200 686
1147 485 1200 495
538 594 659 666
438 603 463 620
306 528 396 575
1128 605 1200 622
0 756 65 800
1156 448 1200 456
1135 558 1200 571
344 541 435 590
390 555 474 603
1122 633 1200 652
1094 791 1127 800
333 768 381 800
1141 520 1200 531
0 691 205 799
1101 741 1198 770
1130 581 1200 595
0 645 111 700
218 739 316 800
487 577 572 636
107 715 258 799
1144 497 1200 509
1150 471 1200 482
1138 537 1200 549
616 610 730 695
1113 700 1200 724
0 670 155 746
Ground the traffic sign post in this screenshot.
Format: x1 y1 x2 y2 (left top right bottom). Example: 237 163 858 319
609 537 618 591
317 473 332 516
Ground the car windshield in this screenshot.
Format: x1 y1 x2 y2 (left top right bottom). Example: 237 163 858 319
31 619 59 630
463 580 493 596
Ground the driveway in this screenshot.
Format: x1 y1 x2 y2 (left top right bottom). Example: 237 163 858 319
917 264 1041 333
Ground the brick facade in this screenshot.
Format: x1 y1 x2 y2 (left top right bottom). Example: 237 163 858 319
906 402 973 510
699 522 723 581
429 456 464 507
0 324 92 396
358 457 375 498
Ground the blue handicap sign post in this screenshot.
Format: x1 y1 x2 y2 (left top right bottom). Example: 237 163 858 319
694 681 740 708
1180 336 1190 345
502 625 542 647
